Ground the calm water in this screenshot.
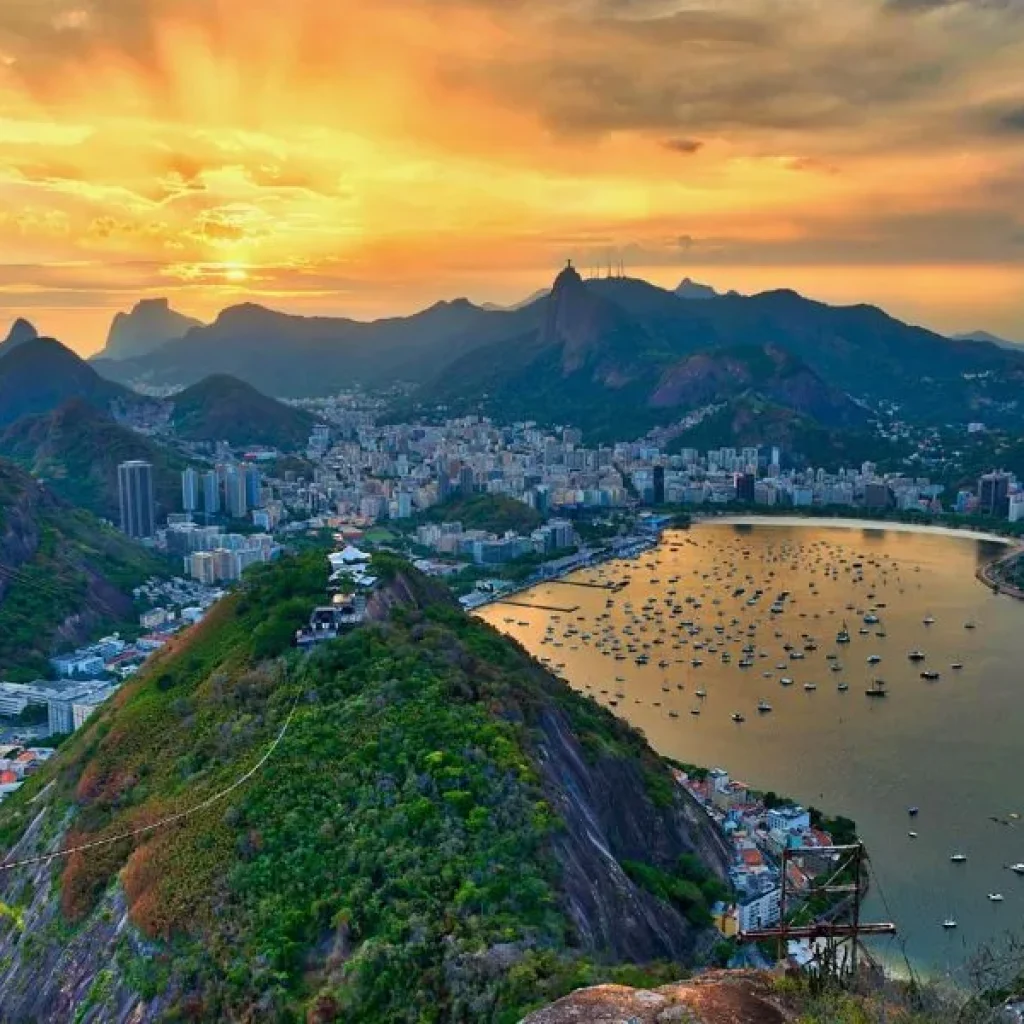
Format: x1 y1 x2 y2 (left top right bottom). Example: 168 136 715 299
478 522 1024 976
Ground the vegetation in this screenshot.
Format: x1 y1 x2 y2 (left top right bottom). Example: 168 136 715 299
621 855 728 928
417 493 544 535
0 549 710 1021
0 459 168 679
170 374 317 449
0 399 187 521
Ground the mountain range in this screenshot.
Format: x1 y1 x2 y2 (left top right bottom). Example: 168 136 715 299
85 273 1024 441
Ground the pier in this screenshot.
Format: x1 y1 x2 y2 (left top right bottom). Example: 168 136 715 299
492 599 580 614
546 579 618 591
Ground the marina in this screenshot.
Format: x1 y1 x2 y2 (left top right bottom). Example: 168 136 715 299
479 520 1024 974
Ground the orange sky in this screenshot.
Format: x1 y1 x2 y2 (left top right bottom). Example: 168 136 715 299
1 0 1022 354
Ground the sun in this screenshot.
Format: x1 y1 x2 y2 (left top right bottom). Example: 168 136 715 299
222 263 249 283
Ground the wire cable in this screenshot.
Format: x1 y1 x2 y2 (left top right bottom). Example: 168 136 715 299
0 690 301 874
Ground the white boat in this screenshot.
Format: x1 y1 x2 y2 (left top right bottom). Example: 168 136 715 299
867 654 881 664
1009 863 1024 875
908 831 918 838
803 682 817 692
989 893 1004 902
924 615 936 625
950 853 968 863
757 700 773 713
942 918 957 929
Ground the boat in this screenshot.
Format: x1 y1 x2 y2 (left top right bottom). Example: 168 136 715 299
1009 863 1024 875
908 831 918 838
731 712 745 723
803 682 817 692
908 806 919 816
757 700 773 713
924 615 936 625
866 679 888 698
965 620 977 630
942 918 957 929
864 613 879 624
908 650 926 662
690 708 701 716
780 677 794 687
867 654 881 664
695 689 707 699
921 670 940 681
951 661 964 670
989 893 1004 902
950 853 967 863
837 682 849 692
669 711 679 719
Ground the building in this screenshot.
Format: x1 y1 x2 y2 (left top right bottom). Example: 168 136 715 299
979 471 1012 517
738 886 782 932
203 470 221 517
225 466 248 519
735 472 756 504
118 461 155 539
182 468 200 514
863 481 891 510
652 465 666 505
767 805 811 834
244 465 263 509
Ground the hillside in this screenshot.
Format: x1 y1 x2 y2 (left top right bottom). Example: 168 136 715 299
0 459 167 679
0 551 733 1021
169 374 318 448
101 298 203 361
0 400 187 522
419 493 544 534
0 337 131 429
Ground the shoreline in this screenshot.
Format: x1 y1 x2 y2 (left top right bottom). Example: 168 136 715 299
693 514 1019 547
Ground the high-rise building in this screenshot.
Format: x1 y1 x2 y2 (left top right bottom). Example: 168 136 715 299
459 465 475 496
978 471 1011 517
182 468 200 514
652 465 666 505
225 467 248 519
202 471 221 517
244 465 263 509
734 472 756 504
118 461 155 539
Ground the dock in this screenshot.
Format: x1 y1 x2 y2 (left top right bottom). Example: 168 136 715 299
492 599 580 613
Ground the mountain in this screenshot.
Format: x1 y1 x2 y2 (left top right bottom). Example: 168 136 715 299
0 337 131 428
408 268 867 441
674 278 720 300
93 298 531 397
0 458 166 679
952 329 1021 350
0 317 39 356
101 298 203 361
0 551 731 1020
0 400 187 521
169 374 318 448
481 287 551 312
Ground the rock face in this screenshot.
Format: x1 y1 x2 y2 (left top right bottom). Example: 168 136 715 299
675 278 720 301
522 972 789 1024
103 298 201 360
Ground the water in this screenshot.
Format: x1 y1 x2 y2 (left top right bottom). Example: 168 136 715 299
478 521 1024 976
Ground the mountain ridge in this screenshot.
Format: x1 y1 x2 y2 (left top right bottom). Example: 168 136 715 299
101 298 203 361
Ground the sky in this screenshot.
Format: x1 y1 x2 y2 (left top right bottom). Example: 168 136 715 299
0 0 1022 355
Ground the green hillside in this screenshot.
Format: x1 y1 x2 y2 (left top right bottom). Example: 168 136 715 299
419 493 544 535
170 374 318 449
0 400 187 522
0 552 730 1021
0 459 167 679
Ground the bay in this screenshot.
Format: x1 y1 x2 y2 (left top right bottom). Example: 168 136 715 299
478 520 1024 976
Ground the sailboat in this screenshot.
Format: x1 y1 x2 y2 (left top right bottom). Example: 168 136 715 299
865 679 888 698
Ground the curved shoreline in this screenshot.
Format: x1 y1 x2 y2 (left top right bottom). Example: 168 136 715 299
692 514 1018 547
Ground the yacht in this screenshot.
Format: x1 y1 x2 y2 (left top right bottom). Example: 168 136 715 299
780 677 794 687
908 650 926 662
988 893 1004 902
803 682 817 692
950 853 968 864
921 670 940 681
690 707 701 716
1009 863 1024 875
908 831 918 839
731 712 745 723
837 682 849 692
924 615 936 625
757 700 773 713
951 661 964 670
695 689 707 699
865 679 888 698
867 654 882 664
964 620 977 630
942 918 957 930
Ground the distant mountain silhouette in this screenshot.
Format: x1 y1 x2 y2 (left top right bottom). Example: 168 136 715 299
674 278 720 300
101 298 203 361
952 330 1021 350
169 374 319 448
0 318 39 356
90 272 1024 437
0 337 130 428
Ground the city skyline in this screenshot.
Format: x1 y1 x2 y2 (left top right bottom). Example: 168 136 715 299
0 0 1022 353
